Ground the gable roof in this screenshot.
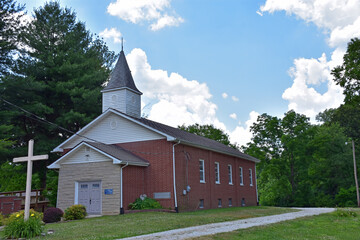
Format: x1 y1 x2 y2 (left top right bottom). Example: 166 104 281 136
85 141 149 166
102 50 142 94
111 109 260 163
48 141 149 169
52 108 260 163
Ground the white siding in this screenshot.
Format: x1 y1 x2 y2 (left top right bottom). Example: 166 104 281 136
125 90 141 118
62 113 164 149
102 89 141 118
102 90 126 113
60 145 111 165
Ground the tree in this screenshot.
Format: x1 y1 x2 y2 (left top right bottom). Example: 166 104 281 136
308 123 353 206
0 2 116 188
331 38 360 207
0 0 24 76
179 123 238 149
332 38 360 104
243 110 314 206
243 113 282 171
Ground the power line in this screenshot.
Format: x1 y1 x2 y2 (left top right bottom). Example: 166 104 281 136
1 98 102 143
1 98 183 155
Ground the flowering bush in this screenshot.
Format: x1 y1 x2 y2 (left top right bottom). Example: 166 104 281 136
64 204 87 220
128 197 162 210
3 209 44 239
43 207 64 223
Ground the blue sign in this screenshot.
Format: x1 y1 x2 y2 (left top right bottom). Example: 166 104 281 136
104 189 113 195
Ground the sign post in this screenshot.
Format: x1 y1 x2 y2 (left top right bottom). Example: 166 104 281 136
13 139 48 220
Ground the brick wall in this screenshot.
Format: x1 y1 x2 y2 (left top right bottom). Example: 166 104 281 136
120 140 258 211
118 139 174 209
58 139 258 213
175 144 257 211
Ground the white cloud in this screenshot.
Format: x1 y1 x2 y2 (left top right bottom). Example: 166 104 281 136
222 92 228 99
259 0 360 120
256 10 263 16
99 28 122 43
230 113 237 120
231 96 239 102
107 0 183 31
126 48 257 147
259 0 360 31
282 54 344 118
329 16 360 48
126 48 218 127
229 111 260 147
150 15 184 31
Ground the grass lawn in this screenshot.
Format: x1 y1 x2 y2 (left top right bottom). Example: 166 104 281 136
0 206 295 240
194 208 360 240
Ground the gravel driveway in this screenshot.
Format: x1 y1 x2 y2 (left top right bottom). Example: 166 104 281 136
120 208 335 240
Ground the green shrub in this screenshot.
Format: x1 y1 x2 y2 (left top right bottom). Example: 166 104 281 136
309 193 336 207
333 208 358 217
128 197 162 210
64 204 87 220
3 210 44 239
0 213 5 226
335 187 357 207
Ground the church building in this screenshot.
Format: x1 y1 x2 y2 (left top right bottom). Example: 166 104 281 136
48 47 260 215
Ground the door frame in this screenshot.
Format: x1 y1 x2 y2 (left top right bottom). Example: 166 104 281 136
74 180 102 215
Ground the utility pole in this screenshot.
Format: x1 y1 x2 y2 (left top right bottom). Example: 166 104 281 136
352 139 360 207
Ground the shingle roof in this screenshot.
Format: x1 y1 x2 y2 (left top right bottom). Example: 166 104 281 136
85 141 149 166
102 50 142 94
111 109 260 163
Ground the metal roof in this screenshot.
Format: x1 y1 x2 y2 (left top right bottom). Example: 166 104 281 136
85 141 149 166
102 50 142 94
48 141 149 169
111 109 260 163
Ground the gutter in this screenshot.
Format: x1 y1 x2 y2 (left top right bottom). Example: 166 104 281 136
172 140 181 213
255 165 259 205
120 162 129 214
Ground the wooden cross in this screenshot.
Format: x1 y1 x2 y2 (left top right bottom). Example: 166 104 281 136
13 139 48 220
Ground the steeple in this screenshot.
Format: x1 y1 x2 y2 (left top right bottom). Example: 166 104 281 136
102 47 142 118
102 50 142 94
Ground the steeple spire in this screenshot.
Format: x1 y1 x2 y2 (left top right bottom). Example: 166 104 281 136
121 37 123 52
102 49 142 94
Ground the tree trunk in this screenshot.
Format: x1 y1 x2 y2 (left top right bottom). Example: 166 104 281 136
352 140 360 207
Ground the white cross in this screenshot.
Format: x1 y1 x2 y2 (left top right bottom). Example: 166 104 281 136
13 139 48 220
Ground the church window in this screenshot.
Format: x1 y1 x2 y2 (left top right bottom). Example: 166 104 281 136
239 167 244 185
249 168 253 186
199 159 205 183
199 199 204 208
215 162 220 184
228 165 233 184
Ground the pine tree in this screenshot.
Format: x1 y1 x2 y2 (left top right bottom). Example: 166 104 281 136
0 2 116 188
0 0 24 76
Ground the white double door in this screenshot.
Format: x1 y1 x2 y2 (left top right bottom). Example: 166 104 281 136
78 181 101 215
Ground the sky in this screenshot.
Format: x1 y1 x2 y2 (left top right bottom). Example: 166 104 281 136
17 0 360 147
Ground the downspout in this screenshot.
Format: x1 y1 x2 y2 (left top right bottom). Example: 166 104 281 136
120 162 129 214
255 165 259 206
173 141 181 213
